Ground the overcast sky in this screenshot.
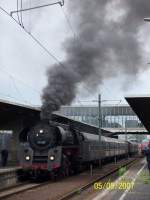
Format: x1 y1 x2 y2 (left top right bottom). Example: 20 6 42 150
0 0 150 107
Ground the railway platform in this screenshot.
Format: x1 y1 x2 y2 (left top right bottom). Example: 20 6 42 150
92 158 150 200
0 166 20 174
0 166 21 190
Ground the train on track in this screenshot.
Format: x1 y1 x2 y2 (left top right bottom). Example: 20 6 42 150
18 118 138 179
140 139 150 155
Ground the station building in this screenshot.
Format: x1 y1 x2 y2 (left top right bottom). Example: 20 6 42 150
59 105 147 142
59 104 143 129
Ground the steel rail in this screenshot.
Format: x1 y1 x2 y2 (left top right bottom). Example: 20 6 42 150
57 158 140 200
0 181 51 199
0 158 140 199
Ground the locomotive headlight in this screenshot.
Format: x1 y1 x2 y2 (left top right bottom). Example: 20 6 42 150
25 155 30 161
40 129 44 133
49 155 55 161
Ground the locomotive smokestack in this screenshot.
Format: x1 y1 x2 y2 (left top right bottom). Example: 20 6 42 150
41 0 150 119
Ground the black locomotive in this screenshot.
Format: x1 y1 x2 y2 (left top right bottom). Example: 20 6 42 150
18 119 138 179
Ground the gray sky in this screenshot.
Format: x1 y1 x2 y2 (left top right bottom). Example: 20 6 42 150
0 0 150 107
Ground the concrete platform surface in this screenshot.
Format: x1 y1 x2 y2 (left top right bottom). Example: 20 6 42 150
0 166 21 175
120 164 150 200
92 158 150 200
0 166 22 190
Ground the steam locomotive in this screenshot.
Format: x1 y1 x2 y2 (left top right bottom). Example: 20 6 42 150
18 119 138 179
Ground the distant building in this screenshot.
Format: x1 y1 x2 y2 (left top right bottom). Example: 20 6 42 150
59 105 146 143
59 105 143 129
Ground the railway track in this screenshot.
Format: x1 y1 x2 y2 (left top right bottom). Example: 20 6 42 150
57 157 140 200
0 157 140 200
0 180 50 199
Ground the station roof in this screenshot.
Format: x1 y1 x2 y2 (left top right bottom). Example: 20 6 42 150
125 96 150 132
0 99 40 123
0 99 111 136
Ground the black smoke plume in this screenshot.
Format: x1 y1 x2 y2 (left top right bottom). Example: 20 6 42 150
41 0 150 119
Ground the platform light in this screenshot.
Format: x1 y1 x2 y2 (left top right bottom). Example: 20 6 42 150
49 155 55 161
25 155 30 161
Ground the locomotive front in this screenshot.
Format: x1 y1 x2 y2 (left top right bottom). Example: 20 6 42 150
18 121 71 177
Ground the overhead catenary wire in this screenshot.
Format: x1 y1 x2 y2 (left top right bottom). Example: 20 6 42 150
60 6 76 40
59 4 119 101
0 65 41 95
0 64 43 106
16 0 24 27
0 3 86 108
0 4 71 107
60 4 82 47
10 75 31 105
60 4 124 102
0 5 66 70
0 4 123 108
0 66 39 105
20 0 24 28
0 76 36 106
28 0 31 33
10 1 64 16
17 0 21 25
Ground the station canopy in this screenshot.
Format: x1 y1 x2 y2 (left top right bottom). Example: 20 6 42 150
0 99 40 124
125 96 150 132
0 99 111 136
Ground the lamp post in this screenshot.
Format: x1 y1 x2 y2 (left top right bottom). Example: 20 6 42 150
98 94 102 168
97 95 122 166
98 94 102 149
125 117 129 159
125 117 127 141
79 97 122 144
